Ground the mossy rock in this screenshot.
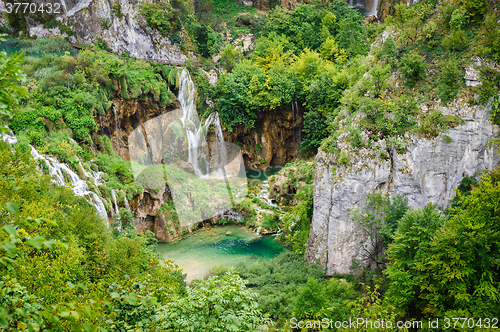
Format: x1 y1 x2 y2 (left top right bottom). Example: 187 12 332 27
101 172 109 182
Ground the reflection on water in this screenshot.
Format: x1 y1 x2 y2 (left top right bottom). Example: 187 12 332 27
349 0 379 17
156 225 285 283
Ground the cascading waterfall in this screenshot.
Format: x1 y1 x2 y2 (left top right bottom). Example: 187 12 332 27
111 189 119 216
178 69 205 176
178 69 228 177
111 189 123 230
348 0 379 16
2 129 108 221
203 111 228 177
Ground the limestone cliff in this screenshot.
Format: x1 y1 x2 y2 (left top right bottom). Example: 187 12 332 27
377 0 418 21
26 0 188 63
213 105 304 168
306 99 500 275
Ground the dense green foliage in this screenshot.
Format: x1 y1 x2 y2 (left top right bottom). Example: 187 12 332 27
194 0 369 146
231 252 358 328
385 168 500 320
1 0 500 329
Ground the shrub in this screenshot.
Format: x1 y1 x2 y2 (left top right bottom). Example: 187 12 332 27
442 29 467 51
436 58 463 104
111 3 123 19
300 111 329 153
399 52 427 87
449 8 467 30
138 0 174 37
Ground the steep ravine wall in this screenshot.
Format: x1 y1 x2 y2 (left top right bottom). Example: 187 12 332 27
26 0 188 63
305 101 500 275
213 105 304 169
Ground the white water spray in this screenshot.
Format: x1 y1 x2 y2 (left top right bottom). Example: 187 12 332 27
2 129 108 221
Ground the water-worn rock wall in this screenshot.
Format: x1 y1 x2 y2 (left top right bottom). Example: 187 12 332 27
306 101 500 275
27 0 188 63
216 105 304 168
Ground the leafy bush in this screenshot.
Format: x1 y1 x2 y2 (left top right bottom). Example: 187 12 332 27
18 37 74 54
300 111 329 153
156 271 271 330
399 52 427 87
138 0 174 37
436 58 463 104
234 252 326 325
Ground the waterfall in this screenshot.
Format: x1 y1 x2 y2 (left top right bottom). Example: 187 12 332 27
111 189 119 215
124 195 131 211
204 111 228 176
2 129 108 221
178 69 205 176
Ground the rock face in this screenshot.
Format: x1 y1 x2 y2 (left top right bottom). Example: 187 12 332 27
377 0 419 22
306 101 500 275
95 94 181 160
247 0 302 11
27 0 189 63
133 186 173 242
213 104 304 169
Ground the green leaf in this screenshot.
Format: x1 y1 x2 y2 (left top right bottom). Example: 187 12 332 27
59 310 70 317
1 243 16 256
3 225 17 236
43 240 55 250
27 238 43 249
70 311 80 319
6 202 19 214
0 318 7 328
67 281 75 289
124 294 137 305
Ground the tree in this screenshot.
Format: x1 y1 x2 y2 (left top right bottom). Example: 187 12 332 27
156 271 272 331
417 169 500 317
294 277 328 318
0 40 27 123
351 193 409 270
384 204 445 318
399 52 427 87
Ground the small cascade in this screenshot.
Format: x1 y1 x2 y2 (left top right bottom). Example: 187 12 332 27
204 111 228 177
111 189 122 230
111 189 119 215
1 129 108 221
124 195 131 211
257 180 278 208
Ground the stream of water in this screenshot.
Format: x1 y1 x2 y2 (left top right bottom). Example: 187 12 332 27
349 0 379 17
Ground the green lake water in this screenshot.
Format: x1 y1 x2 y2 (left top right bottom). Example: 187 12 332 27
0 38 79 57
156 225 284 283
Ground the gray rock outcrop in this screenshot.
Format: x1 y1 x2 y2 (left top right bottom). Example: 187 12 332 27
27 0 188 63
306 100 500 275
